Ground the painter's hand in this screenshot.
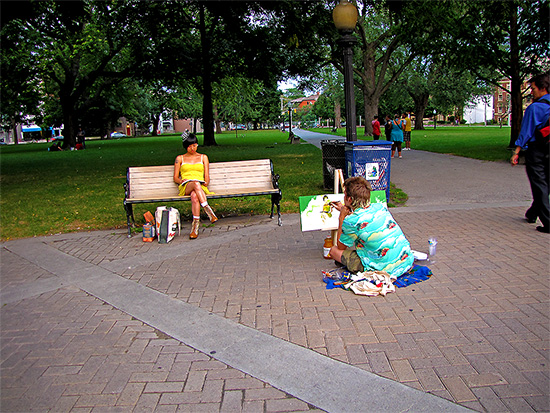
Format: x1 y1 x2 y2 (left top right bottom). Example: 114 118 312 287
330 201 344 211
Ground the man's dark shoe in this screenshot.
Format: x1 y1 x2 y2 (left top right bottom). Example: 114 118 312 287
536 226 549 233
525 208 537 223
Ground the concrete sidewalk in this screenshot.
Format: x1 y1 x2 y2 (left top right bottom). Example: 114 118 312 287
1 135 549 412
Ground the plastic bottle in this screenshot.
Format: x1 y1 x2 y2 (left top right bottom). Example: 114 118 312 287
323 236 333 259
428 237 437 263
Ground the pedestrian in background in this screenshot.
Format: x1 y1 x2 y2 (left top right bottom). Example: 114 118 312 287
390 114 405 159
384 115 392 141
511 72 550 233
403 112 412 150
76 127 86 149
372 115 381 140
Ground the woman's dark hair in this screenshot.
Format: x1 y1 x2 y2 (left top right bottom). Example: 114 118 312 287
344 176 371 210
182 133 198 149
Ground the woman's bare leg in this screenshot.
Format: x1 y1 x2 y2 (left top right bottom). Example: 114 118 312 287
185 182 207 204
185 181 217 222
190 191 200 217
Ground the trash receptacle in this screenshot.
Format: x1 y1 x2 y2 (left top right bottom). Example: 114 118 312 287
345 140 392 201
321 139 346 191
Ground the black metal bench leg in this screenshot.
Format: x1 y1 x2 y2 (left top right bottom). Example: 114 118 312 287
124 202 135 237
271 191 282 226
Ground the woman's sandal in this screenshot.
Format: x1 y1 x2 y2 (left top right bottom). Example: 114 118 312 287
204 205 218 223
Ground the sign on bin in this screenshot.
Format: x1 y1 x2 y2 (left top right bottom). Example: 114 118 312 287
345 141 392 201
364 163 381 180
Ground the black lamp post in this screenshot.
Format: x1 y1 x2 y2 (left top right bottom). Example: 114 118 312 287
333 0 358 142
288 103 293 137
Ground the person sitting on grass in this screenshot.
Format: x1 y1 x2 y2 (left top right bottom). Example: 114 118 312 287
173 133 218 239
48 142 63 151
329 176 414 277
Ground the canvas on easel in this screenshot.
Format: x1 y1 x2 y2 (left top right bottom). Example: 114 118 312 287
299 193 345 231
299 169 387 233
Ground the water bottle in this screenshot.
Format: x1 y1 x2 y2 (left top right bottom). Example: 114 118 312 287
428 237 437 263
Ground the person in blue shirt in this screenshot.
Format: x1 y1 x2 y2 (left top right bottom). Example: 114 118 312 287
329 176 414 277
511 72 550 233
390 114 405 159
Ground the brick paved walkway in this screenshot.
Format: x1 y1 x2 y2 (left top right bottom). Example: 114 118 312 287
1 275 313 412
1 145 549 412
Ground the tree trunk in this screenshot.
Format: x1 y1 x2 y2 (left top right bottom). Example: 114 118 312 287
360 42 377 137
334 100 341 128
199 4 216 146
508 4 522 148
214 104 222 134
11 118 20 145
151 113 161 136
62 110 76 148
202 79 215 145
362 92 378 136
509 79 523 148
412 93 429 130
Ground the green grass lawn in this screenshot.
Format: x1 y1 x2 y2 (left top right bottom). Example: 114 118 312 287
0 126 514 240
0 131 324 240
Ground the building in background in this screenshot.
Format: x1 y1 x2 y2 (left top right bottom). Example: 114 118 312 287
492 78 531 126
290 92 321 109
463 95 494 125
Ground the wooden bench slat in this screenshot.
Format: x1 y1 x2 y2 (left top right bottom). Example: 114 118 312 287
129 184 276 198
128 179 274 197
127 188 279 203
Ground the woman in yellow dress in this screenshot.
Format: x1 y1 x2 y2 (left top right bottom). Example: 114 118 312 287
173 133 218 239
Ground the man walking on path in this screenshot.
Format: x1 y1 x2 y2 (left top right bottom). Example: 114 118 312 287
511 72 550 233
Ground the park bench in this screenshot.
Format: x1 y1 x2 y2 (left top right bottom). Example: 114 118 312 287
124 158 282 236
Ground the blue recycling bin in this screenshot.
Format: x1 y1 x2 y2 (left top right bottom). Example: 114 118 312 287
345 140 392 202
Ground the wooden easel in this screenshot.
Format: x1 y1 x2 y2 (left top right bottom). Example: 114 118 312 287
331 169 345 244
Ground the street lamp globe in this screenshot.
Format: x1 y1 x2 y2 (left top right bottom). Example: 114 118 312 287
332 0 358 32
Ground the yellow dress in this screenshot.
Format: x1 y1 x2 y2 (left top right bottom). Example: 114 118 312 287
178 160 214 196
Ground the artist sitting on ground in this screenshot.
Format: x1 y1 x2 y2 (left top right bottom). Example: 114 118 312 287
329 176 414 277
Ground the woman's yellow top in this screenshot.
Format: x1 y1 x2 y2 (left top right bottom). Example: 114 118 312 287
178 158 214 196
